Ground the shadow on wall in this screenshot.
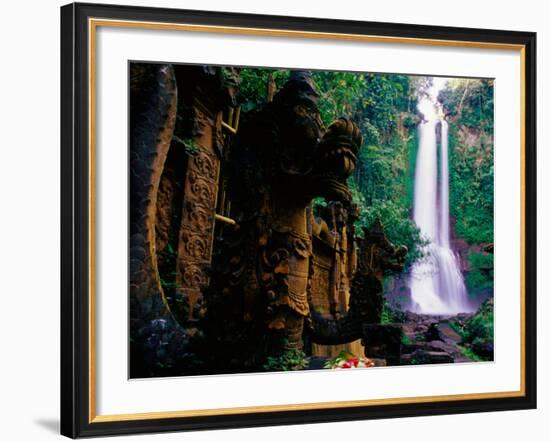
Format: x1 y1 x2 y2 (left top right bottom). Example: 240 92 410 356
33 418 59 434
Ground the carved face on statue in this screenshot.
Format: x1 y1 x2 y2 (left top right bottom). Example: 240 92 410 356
215 69 371 365
228 71 362 209
361 219 408 277
271 71 363 204
272 72 325 181
314 117 362 201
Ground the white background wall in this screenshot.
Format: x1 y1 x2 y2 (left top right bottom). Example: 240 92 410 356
0 0 546 440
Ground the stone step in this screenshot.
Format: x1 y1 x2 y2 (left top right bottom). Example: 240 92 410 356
406 349 454 365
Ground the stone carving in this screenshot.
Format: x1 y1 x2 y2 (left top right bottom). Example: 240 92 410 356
129 63 239 377
191 150 217 180
205 71 372 367
308 219 406 344
174 103 223 326
188 172 215 205
129 64 177 325
128 63 184 377
129 65 409 375
356 218 408 324
181 230 208 260
309 202 363 357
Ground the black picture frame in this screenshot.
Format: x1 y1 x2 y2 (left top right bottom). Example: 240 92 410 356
61 2 537 438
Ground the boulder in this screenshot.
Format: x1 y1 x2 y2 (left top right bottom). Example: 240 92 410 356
425 322 443 341
472 340 494 360
410 349 454 365
362 323 403 365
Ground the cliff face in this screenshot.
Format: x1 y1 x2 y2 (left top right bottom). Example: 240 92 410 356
447 121 494 305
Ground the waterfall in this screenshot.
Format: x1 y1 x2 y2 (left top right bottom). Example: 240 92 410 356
409 97 471 315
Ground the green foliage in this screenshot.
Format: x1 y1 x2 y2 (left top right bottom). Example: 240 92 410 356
448 320 463 337
457 344 487 362
405 131 419 211
324 351 355 369
439 79 494 247
237 67 426 271
323 351 374 368
465 252 494 297
310 70 411 139
157 243 185 305
312 196 328 210
381 301 407 324
172 135 199 155
312 72 414 134
329 80 421 266
308 71 425 269
349 176 425 268
158 243 178 291
263 349 309 371
437 79 494 296
237 68 290 112
439 79 494 132
450 298 493 361
462 298 494 344
402 112 419 131
235 69 494 288
448 131 494 243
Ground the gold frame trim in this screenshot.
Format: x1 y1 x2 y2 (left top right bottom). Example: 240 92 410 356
88 18 527 424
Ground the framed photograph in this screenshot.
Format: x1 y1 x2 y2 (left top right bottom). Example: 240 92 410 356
60 2 536 438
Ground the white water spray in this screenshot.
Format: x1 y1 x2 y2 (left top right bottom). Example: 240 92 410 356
409 84 471 314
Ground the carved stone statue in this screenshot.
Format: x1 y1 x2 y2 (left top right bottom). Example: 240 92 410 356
129 63 239 376
356 219 408 323
129 65 408 375
308 201 361 357
205 71 369 368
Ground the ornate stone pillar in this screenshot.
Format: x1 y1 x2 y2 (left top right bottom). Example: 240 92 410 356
175 100 222 324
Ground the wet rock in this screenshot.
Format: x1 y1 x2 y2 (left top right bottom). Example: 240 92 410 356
402 342 447 354
425 322 443 341
362 324 402 365
371 358 387 367
306 356 329 370
472 340 494 360
455 313 473 323
410 349 454 365
437 322 462 343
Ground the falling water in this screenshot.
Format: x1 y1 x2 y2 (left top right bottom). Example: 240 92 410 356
409 94 471 314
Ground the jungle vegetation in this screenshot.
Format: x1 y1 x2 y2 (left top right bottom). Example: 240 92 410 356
439 79 494 298
232 67 494 299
